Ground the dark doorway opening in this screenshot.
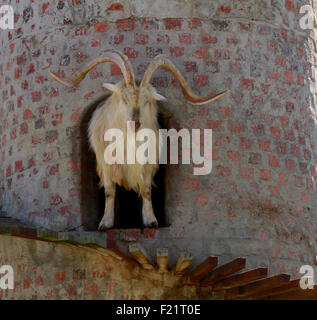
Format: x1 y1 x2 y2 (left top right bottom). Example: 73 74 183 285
81 101 167 230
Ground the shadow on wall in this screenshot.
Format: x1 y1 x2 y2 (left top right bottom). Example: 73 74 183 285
79 96 167 231
80 94 109 231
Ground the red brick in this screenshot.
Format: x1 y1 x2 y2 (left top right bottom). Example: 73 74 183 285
276 55 286 67
109 34 124 45
194 74 209 87
23 278 31 289
55 272 66 283
135 33 149 45
21 80 29 90
239 137 251 149
284 71 294 84
285 159 295 171
279 116 289 127
252 124 265 136
269 185 280 197
258 140 270 152
23 109 33 120
267 68 279 80
94 21 108 32
169 46 184 57
74 26 88 36
188 18 202 30
31 91 42 102
297 75 304 86
194 194 210 207
298 134 305 145
278 172 289 184
285 0 294 11
180 179 200 191
229 121 245 134
14 68 22 79
227 150 240 162
240 168 254 179
111 64 122 76
20 123 28 135
194 46 208 59
214 135 231 147
301 192 308 203
15 160 24 172
259 169 272 181
239 23 251 31
224 107 232 118
284 130 295 141
293 175 304 188
216 165 231 177
268 154 280 168
165 18 182 30
206 119 221 131
261 83 271 94
71 107 81 122
267 41 277 52
269 126 281 138
201 34 217 44
220 5 231 13
6 165 12 177
10 128 17 140
285 101 294 113
290 144 300 155
107 3 124 11
50 87 59 98
271 98 281 109
124 47 139 59
184 61 198 73
91 39 101 47
276 141 287 154
178 33 193 44
117 19 135 32
35 276 44 286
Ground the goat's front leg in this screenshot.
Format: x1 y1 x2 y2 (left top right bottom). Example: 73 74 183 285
98 173 116 231
140 179 158 228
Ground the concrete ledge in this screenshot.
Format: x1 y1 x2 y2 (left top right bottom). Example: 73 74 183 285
0 216 170 248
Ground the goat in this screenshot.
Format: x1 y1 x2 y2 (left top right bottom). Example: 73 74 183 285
49 49 228 231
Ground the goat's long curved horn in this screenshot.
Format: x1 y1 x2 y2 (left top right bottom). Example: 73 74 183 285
105 49 136 87
140 55 228 105
49 50 135 88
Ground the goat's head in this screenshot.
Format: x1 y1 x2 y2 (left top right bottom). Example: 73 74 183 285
49 49 228 131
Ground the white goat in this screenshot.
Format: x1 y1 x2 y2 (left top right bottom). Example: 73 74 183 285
49 50 227 230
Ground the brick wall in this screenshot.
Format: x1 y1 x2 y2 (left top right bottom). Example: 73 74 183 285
0 0 317 277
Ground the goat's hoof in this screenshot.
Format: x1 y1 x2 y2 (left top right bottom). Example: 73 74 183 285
148 221 158 228
144 218 158 228
98 219 114 231
98 223 108 232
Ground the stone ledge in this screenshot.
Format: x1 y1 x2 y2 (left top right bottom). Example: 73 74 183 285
0 216 170 248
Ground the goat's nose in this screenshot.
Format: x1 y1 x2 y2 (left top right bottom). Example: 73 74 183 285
134 120 141 131
131 108 141 131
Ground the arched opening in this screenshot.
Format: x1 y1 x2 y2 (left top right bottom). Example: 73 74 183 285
80 99 167 230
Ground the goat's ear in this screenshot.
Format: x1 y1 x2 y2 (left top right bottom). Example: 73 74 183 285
102 82 120 93
153 91 167 102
